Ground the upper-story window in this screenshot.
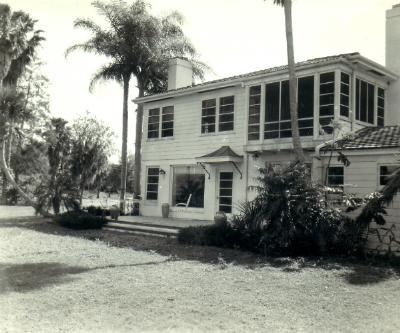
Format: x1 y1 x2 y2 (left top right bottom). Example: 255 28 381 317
340 73 350 118
356 78 375 124
201 96 234 134
264 76 314 139
248 86 261 140
319 72 335 134
377 88 385 126
147 106 174 139
379 165 399 186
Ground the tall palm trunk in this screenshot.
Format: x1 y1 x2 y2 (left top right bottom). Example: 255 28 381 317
119 74 130 212
133 87 144 200
283 0 305 162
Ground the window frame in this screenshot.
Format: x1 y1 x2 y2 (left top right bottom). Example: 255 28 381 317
319 71 335 134
377 87 385 127
379 164 400 186
340 72 350 118
327 166 344 187
146 167 160 201
147 106 174 139
355 78 376 125
248 85 261 141
201 95 235 135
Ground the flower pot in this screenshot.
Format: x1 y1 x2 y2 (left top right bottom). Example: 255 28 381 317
214 211 227 226
161 203 170 218
110 205 120 221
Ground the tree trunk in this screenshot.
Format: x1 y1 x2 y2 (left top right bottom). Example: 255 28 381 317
0 137 52 217
284 0 305 163
1 126 13 203
119 74 130 212
133 88 144 200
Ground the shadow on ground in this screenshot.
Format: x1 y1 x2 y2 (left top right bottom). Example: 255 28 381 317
0 259 173 294
2 218 400 286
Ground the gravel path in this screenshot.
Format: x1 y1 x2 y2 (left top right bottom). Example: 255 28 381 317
0 219 399 332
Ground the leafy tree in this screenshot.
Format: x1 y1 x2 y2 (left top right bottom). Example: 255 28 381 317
66 0 208 210
70 113 115 204
268 0 304 161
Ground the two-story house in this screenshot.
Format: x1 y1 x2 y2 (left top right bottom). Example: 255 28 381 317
134 3 400 236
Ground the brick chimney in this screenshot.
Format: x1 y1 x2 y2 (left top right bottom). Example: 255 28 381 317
386 4 400 125
168 58 193 91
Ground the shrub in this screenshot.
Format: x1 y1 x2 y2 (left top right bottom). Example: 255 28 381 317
85 205 110 216
55 211 108 230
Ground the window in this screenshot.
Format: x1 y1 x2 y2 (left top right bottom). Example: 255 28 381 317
172 166 205 208
340 72 350 117
327 166 344 186
162 106 174 137
219 172 233 213
264 76 314 139
147 108 160 139
356 79 375 124
147 106 174 139
379 165 399 185
248 85 261 140
146 167 159 200
201 99 216 134
319 72 335 134
219 96 234 131
377 88 385 126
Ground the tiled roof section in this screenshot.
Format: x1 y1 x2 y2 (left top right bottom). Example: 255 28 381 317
324 126 400 150
146 52 360 97
199 146 242 158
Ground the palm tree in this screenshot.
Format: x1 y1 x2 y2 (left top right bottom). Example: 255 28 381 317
270 0 305 162
66 0 208 211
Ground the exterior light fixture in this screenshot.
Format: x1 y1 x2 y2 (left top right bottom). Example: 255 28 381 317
159 168 166 175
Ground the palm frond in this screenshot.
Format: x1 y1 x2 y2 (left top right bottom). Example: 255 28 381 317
89 62 125 92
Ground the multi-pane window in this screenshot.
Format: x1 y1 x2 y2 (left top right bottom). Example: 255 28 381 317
147 108 160 139
161 106 174 137
219 96 234 131
219 172 233 213
340 73 350 117
377 88 385 126
327 166 344 186
356 78 375 124
319 72 335 134
148 106 174 139
172 166 205 208
146 167 159 200
379 165 399 186
248 85 261 140
201 99 216 134
264 76 313 139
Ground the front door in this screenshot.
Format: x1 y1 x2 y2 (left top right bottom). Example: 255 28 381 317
218 171 233 214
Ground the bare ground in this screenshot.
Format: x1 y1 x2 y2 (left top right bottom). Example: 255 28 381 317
0 217 399 333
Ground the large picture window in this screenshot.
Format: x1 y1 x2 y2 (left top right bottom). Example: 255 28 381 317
356 78 375 124
146 167 159 200
172 166 205 208
264 76 314 139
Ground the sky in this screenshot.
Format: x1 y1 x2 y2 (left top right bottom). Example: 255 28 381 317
5 0 400 161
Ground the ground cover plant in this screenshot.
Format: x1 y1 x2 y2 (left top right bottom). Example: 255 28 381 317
179 162 366 257
55 211 107 230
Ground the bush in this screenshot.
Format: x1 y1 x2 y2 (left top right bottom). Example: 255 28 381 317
179 163 366 257
55 211 108 230
85 205 110 216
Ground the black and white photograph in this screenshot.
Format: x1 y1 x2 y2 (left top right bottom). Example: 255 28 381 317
1 0 400 332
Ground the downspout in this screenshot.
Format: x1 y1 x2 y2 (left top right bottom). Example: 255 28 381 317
245 153 249 202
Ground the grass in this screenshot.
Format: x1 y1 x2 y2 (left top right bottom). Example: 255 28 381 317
0 217 399 332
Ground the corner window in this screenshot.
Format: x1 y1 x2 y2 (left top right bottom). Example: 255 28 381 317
146 167 159 200
172 166 205 208
248 86 261 140
327 166 344 186
356 79 375 124
377 88 385 127
340 72 350 118
147 106 174 139
319 72 335 134
379 165 399 186
219 96 234 131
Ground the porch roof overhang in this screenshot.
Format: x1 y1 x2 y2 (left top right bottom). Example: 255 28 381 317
195 146 243 164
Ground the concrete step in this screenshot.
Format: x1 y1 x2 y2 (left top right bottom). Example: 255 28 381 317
108 219 183 230
104 221 179 238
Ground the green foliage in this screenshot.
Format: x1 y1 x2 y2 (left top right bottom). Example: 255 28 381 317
85 205 111 216
55 211 108 230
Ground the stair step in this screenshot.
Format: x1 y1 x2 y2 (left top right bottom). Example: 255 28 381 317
108 219 182 230
104 222 179 237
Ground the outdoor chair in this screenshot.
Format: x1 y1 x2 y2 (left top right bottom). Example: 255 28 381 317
176 194 192 208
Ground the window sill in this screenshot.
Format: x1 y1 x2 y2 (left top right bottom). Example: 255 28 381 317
146 136 174 142
200 131 235 137
354 120 375 127
143 200 158 206
170 207 204 213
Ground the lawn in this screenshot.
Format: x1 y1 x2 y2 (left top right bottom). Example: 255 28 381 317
0 218 399 333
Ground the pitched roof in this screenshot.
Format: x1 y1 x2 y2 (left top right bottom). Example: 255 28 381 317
323 126 400 151
198 146 242 159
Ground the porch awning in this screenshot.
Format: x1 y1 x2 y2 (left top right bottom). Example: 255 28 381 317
196 146 243 164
